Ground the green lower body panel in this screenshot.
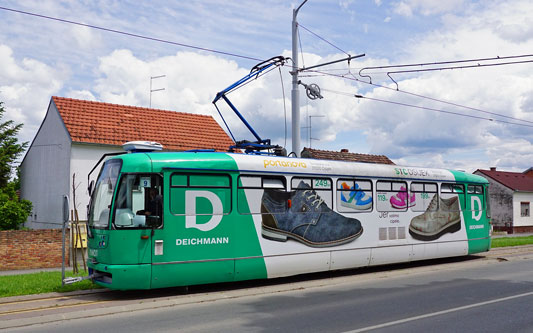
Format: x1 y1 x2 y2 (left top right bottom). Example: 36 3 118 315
89 262 151 290
151 260 235 289
235 257 268 281
468 237 491 254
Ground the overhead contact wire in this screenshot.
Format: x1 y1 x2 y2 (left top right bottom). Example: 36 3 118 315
308 70 533 126
0 6 264 62
321 87 533 128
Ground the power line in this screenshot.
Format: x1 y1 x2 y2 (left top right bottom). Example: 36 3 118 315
358 54 533 84
385 59 533 90
308 69 533 126
321 87 533 128
359 54 533 74
0 6 264 62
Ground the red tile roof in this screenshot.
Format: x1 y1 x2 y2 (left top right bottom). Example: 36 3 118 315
476 169 533 192
301 147 395 165
52 96 234 152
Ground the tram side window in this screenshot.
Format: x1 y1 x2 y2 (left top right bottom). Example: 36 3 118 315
337 179 373 212
376 181 409 212
410 182 438 212
467 184 485 212
238 175 286 214
486 187 491 218
292 177 333 210
113 174 163 229
170 173 231 216
440 183 464 212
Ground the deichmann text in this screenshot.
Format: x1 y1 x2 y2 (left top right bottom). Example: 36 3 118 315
176 237 230 246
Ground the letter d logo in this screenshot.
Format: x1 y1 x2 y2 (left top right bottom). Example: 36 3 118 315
185 191 223 231
471 196 482 221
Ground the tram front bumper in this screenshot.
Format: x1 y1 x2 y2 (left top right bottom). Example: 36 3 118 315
89 262 152 290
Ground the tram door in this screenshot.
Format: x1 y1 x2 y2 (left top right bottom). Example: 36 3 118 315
150 172 235 288
112 173 161 265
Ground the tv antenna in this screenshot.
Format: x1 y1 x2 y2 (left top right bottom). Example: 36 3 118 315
308 114 324 148
150 75 166 108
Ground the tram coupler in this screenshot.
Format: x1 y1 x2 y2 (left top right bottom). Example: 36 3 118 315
62 272 103 285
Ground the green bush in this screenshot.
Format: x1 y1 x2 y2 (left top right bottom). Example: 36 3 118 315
0 183 32 230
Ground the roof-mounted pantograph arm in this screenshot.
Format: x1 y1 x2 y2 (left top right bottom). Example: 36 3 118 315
212 56 287 154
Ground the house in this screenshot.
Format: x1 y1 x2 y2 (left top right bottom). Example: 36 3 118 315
474 167 533 233
301 147 395 165
20 96 235 229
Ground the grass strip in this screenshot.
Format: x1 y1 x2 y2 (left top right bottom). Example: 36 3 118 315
0 271 101 298
491 235 533 248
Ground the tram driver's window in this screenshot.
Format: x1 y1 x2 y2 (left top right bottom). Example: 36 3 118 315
114 174 163 229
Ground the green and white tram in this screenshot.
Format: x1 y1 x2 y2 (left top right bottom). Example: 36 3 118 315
87 144 491 290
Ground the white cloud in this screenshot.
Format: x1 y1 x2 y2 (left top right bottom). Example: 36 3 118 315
66 90 97 101
339 0 355 10
356 0 533 169
393 2 413 17
392 0 465 17
1 0 532 173
71 25 102 50
77 49 371 152
486 139 533 171
0 44 67 144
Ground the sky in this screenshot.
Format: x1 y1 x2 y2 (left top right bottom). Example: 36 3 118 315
0 0 532 173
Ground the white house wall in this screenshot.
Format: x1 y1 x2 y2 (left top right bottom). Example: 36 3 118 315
513 192 533 227
70 144 123 221
20 101 71 229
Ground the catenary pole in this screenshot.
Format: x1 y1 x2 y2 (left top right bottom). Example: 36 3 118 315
291 0 307 157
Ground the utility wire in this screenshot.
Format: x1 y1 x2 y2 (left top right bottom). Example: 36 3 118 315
384 59 533 90
308 69 533 126
298 23 349 56
0 6 264 62
359 54 533 73
321 87 533 128
358 54 533 83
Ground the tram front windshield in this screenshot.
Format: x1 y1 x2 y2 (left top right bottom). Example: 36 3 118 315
88 159 121 228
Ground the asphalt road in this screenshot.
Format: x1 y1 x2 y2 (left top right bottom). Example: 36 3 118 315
6 249 533 332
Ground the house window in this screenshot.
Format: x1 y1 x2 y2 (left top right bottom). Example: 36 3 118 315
521 202 530 217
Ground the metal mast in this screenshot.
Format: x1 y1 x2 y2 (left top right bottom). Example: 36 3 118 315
291 0 307 157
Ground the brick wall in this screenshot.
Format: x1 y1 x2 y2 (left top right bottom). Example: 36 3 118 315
0 230 70 271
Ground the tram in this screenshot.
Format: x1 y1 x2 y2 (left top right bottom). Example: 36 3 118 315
87 144 491 290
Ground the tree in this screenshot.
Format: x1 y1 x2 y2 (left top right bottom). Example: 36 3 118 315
0 101 32 230
0 182 32 230
0 101 28 188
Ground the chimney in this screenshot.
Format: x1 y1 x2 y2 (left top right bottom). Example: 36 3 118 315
490 167 496 171
340 149 349 153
